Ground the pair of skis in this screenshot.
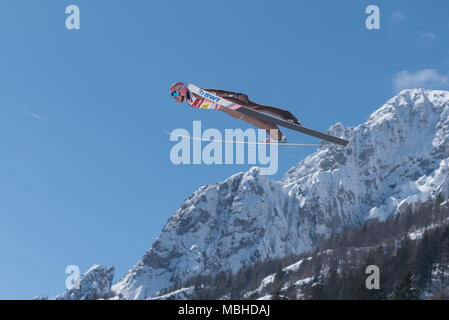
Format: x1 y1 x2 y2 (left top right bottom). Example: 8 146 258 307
180 84 349 147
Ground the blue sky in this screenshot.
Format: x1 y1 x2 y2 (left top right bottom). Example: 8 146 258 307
0 0 448 299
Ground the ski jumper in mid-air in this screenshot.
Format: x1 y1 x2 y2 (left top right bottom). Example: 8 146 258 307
169 82 301 143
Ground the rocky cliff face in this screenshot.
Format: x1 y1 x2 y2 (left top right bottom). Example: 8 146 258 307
57 89 449 300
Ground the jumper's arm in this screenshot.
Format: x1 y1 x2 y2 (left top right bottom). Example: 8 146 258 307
203 89 250 103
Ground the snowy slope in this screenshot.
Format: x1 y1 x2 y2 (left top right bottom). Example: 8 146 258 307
59 89 449 300
282 89 449 225
148 286 195 300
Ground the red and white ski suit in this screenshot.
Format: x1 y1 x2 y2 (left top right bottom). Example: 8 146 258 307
187 88 299 140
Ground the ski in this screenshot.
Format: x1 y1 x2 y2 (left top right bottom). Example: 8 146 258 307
236 107 349 146
164 131 320 147
187 84 349 147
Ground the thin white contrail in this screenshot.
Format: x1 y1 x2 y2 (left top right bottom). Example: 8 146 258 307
16 107 44 120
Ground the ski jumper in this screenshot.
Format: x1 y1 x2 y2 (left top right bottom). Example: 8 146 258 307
186 88 299 140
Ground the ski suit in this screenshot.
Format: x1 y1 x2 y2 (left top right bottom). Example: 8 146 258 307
192 88 299 140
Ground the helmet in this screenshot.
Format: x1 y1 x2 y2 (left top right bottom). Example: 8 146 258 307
170 82 188 97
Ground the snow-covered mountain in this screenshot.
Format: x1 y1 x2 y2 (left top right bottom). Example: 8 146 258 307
57 89 449 300
112 166 303 299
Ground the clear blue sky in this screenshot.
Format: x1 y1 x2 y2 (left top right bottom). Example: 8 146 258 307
1 0 448 299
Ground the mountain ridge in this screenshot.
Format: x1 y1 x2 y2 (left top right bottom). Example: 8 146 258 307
56 89 449 300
